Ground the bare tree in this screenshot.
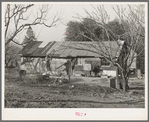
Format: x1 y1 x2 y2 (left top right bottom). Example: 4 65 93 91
5 42 21 68
4 4 62 69
5 4 62 46
68 4 145 92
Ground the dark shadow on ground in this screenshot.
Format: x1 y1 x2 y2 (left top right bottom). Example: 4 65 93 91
70 78 85 83
129 87 144 90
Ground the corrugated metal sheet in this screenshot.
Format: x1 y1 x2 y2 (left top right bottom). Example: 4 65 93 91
59 42 74 57
76 43 89 57
41 42 53 54
51 41 67 56
41 42 56 55
46 41 60 55
19 41 37 55
20 40 122 58
86 45 99 57
68 49 80 57
65 42 80 57
31 48 44 57
19 41 42 56
25 41 42 55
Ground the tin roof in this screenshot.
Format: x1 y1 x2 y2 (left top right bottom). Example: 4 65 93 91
19 41 42 56
19 41 122 58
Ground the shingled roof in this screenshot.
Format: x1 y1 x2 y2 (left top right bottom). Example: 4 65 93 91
19 41 123 59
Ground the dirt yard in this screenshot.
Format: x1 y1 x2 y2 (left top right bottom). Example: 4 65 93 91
5 68 145 108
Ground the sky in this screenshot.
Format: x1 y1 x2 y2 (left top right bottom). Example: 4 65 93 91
36 3 117 41
15 3 121 47
4 2 138 47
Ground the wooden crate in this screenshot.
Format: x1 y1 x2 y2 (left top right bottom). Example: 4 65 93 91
110 77 116 88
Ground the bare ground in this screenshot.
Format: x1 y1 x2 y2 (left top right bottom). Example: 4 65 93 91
5 68 145 108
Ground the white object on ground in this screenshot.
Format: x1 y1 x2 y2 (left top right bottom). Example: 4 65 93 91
20 64 27 70
83 64 91 71
102 70 116 77
42 72 46 75
74 74 81 76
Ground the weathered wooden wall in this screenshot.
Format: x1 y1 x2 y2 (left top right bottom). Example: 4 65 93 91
20 57 67 74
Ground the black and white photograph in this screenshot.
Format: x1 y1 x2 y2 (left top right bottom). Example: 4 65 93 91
2 2 148 120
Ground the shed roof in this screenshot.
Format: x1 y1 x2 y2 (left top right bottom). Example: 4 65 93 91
19 41 42 56
19 41 123 59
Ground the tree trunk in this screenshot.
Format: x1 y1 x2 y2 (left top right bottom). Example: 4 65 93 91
95 72 98 77
116 77 121 89
5 58 11 68
121 72 129 92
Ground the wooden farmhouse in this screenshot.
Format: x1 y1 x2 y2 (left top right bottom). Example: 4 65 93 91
18 40 144 78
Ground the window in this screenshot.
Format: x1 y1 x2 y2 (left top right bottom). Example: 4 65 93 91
101 59 110 66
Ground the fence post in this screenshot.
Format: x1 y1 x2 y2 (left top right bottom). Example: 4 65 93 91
116 67 120 89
